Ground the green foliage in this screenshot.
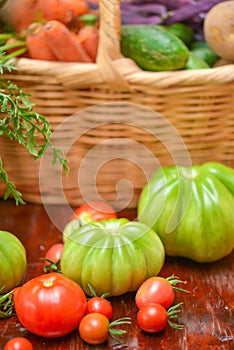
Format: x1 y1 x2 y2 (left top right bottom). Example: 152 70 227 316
0 55 69 204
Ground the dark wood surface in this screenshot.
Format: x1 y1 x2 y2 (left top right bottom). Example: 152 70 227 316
0 199 233 350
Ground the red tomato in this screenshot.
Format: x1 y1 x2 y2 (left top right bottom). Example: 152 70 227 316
14 272 87 338
79 313 110 345
4 337 33 350
135 276 175 309
137 303 168 333
69 200 118 224
44 243 64 272
86 297 113 320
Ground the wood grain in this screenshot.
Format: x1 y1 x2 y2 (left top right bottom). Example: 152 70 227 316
0 199 233 350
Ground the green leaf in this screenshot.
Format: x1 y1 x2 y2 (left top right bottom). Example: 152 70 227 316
0 48 69 203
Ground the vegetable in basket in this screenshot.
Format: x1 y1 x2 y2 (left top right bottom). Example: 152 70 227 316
137 162 234 263
0 0 90 33
204 1 234 61
120 0 228 41
120 24 190 71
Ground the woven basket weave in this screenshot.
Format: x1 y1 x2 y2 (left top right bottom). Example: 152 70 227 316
0 0 234 209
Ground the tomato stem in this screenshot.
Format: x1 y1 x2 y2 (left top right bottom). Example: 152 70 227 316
166 275 189 293
0 287 15 318
87 283 110 298
109 317 131 346
167 302 184 330
41 258 62 273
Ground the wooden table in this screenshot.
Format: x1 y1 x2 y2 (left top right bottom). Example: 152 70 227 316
0 199 233 350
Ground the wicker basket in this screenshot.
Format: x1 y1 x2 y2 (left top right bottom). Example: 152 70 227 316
0 0 234 210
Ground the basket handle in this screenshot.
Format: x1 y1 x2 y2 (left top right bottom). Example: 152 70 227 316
97 0 132 91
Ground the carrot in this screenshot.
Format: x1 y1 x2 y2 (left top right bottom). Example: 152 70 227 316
43 20 92 62
1 0 89 33
36 0 89 25
77 14 99 62
1 0 39 33
26 22 57 60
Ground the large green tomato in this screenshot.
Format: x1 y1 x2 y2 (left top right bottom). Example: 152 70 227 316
0 230 27 293
138 162 234 263
61 218 165 296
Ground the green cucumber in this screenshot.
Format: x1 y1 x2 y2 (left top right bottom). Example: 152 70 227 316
190 41 219 67
163 22 194 47
121 25 189 72
185 52 210 70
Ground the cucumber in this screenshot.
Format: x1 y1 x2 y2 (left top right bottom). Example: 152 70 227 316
163 23 194 48
190 41 219 67
185 52 210 70
121 25 189 72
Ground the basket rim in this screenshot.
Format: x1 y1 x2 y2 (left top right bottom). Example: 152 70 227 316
7 0 234 90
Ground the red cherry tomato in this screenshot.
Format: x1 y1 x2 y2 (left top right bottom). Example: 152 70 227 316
4 337 33 350
135 276 175 309
14 272 87 338
44 243 64 272
79 313 110 345
45 243 64 262
86 297 113 320
137 303 168 333
69 200 118 224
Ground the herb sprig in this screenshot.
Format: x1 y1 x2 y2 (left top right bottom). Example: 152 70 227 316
0 55 68 204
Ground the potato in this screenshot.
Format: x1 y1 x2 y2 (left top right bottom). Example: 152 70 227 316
204 1 234 61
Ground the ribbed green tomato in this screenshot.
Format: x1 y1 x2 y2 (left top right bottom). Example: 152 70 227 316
61 218 165 296
0 230 27 293
138 162 234 263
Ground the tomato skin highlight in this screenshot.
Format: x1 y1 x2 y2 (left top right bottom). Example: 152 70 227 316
69 200 118 224
45 243 64 263
14 273 87 338
44 243 64 271
137 303 168 333
135 276 175 309
4 337 33 350
86 297 113 320
79 313 110 345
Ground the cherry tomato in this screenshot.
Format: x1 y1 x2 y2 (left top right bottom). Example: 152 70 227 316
43 243 64 272
79 313 110 345
135 276 175 309
69 200 118 224
86 297 113 320
14 272 87 338
137 303 168 333
4 337 33 350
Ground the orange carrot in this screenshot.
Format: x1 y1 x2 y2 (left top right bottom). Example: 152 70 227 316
76 14 99 62
1 0 89 33
43 20 92 62
26 22 57 60
36 0 89 25
1 0 39 33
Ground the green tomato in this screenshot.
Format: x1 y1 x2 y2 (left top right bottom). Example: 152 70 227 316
0 230 27 293
61 218 165 296
137 162 234 263
62 219 80 242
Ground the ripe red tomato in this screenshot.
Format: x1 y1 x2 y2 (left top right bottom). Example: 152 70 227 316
86 297 113 320
135 276 175 309
79 313 110 345
44 243 64 272
4 337 33 350
137 303 168 333
69 200 118 224
14 272 87 338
